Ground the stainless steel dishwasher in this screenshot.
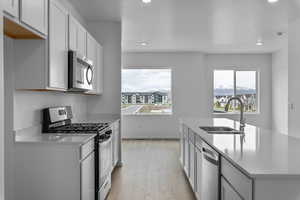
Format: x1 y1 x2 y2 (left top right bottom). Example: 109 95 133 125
201 142 219 200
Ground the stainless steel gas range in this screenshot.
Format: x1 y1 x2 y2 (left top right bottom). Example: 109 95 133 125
42 106 113 200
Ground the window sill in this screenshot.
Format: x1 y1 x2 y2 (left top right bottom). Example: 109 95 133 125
122 113 173 116
213 112 260 115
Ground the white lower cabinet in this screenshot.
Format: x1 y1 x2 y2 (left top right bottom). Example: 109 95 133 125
221 157 252 200
221 177 242 200
184 128 189 176
195 138 202 200
188 131 195 189
179 123 184 165
81 152 95 200
180 123 253 200
112 120 120 167
15 138 95 200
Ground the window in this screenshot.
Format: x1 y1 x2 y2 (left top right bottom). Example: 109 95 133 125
213 70 258 113
121 68 172 115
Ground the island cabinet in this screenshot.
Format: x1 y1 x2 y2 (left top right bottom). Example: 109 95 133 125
221 177 243 200
194 135 202 200
179 123 252 200
180 123 202 199
188 129 196 190
183 125 189 176
220 157 252 200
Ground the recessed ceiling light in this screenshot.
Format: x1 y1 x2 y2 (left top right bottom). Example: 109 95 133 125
256 40 264 46
142 0 151 4
141 42 148 46
137 41 148 46
268 0 279 3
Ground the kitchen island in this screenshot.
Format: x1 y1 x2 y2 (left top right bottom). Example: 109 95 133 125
180 118 300 200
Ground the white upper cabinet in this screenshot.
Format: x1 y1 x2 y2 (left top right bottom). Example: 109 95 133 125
96 43 104 94
68 15 87 57
86 33 97 94
20 0 48 35
48 0 68 90
86 33 104 95
4 0 19 18
87 33 97 62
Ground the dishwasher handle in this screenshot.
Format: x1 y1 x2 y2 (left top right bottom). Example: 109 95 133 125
203 147 219 166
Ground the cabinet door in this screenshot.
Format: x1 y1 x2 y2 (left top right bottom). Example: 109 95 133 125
81 152 95 200
184 131 189 176
77 24 87 57
86 33 97 92
180 124 184 165
4 0 19 18
87 33 97 62
113 122 120 166
48 0 68 90
68 15 86 56
195 146 202 199
68 15 77 51
96 43 104 94
221 177 242 200
20 0 48 34
189 141 195 190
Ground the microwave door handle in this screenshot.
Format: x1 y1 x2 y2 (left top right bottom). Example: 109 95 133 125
86 66 93 85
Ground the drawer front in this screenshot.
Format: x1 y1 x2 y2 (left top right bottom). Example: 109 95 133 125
81 139 95 160
221 157 252 200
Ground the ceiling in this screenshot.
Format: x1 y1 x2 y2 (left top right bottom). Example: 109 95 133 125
72 0 289 53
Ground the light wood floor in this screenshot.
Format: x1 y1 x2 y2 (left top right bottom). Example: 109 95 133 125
107 140 196 200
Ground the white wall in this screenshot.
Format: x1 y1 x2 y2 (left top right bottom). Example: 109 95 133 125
86 21 121 115
0 2 4 198
122 52 209 139
272 42 288 135
122 53 273 139
206 54 273 129
288 18 300 138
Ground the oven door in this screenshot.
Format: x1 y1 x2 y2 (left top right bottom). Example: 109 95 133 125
99 136 112 188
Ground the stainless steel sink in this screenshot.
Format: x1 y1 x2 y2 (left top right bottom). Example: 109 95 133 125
199 126 244 134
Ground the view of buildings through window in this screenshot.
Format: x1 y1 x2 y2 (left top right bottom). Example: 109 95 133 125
214 70 257 113
121 69 172 115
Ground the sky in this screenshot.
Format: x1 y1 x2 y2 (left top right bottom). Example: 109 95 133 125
214 70 256 89
122 69 171 92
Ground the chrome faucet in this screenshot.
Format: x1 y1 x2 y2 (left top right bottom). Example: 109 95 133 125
225 96 246 131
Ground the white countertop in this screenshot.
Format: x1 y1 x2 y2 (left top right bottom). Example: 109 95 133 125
181 118 300 178
15 134 97 145
77 114 121 124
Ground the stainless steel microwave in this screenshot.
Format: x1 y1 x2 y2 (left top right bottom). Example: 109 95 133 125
68 51 94 91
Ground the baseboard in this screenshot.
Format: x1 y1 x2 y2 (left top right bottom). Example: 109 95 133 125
122 138 179 141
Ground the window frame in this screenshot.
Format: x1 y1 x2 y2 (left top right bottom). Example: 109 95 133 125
213 68 260 115
121 66 173 116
